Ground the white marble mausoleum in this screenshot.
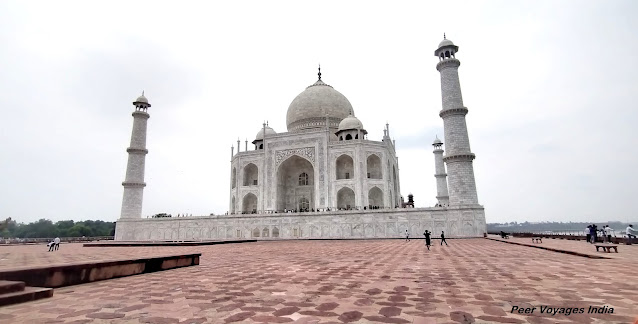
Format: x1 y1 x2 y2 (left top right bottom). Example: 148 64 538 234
114 36 487 240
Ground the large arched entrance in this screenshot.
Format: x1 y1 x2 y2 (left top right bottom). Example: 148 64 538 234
277 155 314 211
337 187 355 210
242 193 257 213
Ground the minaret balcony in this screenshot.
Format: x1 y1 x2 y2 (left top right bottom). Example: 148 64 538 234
122 181 146 188
443 153 475 163
126 147 149 154
436 58 461 71
439 107 468 118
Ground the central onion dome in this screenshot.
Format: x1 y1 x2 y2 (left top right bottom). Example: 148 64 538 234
286 68 354 132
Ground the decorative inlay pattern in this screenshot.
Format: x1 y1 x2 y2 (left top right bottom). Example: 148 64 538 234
275 147 315 167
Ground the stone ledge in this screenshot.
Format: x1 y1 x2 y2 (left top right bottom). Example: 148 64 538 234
485 237 611 259
0 253 201 288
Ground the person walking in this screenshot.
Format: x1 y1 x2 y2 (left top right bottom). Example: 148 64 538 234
54 237 60 251
47 240 55 252
585 225 591 243
591 224 598 243
423 230 431 250
626 224 637 239
440 231 448 246
405 229 410 242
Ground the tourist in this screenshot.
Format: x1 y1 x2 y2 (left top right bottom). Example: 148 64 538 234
440 231 448 246
423 230 431 250
626 224 637 239
603 225 613 243
47 240 55 252
405 229 410 242
591 224 598 243
54 237 60 251
585 225 591 243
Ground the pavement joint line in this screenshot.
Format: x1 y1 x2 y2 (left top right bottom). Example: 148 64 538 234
484 237 612 259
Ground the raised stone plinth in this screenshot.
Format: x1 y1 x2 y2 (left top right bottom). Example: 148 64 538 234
83 240 256 247
0 254 200 288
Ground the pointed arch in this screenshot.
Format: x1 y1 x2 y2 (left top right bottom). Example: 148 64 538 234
242 193 257 213
231 167 237 189
231 196 236 214
393 166 398 207
368 186 383 208
276 155 314 211
337 187 355 209
367 154 382 179
336 154 354 180
243 163 258 186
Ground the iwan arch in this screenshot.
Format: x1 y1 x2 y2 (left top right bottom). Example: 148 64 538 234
114 36 486 240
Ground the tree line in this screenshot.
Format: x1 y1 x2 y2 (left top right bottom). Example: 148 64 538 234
0 218 115 238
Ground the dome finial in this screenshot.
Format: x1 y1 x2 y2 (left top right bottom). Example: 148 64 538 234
318 64 322 81
443 33 446 39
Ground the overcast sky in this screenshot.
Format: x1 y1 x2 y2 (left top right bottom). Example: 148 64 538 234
1 0 637 224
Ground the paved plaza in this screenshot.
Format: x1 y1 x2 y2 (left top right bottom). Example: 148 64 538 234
0 239 637 323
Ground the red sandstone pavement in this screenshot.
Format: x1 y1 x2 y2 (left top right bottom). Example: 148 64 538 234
0 239 637 323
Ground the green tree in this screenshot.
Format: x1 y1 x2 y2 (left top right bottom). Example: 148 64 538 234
67 224 94 237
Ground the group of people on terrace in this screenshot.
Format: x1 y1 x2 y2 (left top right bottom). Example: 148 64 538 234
585 224 637 243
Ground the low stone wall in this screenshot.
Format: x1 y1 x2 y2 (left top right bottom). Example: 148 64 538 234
0 254 200 288
115 206 486 241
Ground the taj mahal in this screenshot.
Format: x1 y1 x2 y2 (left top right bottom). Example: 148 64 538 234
114 36 487 240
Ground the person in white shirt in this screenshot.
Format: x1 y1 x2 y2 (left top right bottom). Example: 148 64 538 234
53 237 60 251
626 225 637 239
405 229 410 242
47 240 55 252
603 225 613 243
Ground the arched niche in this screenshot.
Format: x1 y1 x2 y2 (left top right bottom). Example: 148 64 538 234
337 187 355 209
367 154 382 179
243 163 258 186
336 154 354 180
368 187 383 208
231 167 236 189
231 196 236 214
242 193 257 213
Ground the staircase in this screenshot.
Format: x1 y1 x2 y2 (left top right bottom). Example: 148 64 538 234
0 280 53 307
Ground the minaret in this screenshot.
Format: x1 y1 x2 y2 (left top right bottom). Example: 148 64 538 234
432 136 449 206
120 92 150 219
435 35 479 206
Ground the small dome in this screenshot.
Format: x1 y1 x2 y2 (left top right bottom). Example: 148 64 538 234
286 79 354 132
338 114 364 131
438 38 454 48
255 125 277 141
134 94 148 104
433 136 442 145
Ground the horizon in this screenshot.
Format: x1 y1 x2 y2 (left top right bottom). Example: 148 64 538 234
1 1 637 224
